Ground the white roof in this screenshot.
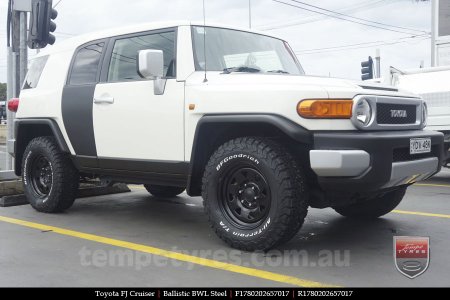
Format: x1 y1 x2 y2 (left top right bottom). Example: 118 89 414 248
35 21 283 57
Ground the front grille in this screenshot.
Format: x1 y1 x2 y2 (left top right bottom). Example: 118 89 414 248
393 146 439 162
377 103 416 124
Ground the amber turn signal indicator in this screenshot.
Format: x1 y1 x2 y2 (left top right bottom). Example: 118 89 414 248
297 99 353 119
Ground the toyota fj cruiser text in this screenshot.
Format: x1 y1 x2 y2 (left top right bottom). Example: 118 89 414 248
9 22 444 251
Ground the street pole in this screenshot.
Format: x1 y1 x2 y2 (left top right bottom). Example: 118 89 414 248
19 11 28 89
375 49 381 79
5 4 28 173
5 46 13 171
249 0 252 29
431 0 437 67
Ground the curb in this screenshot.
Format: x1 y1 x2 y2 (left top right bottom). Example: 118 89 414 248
0 182 131 207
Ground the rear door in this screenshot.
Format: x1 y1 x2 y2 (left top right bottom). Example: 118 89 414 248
62 40 107 168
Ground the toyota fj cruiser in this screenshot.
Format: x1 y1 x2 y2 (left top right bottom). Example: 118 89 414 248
8 22 444 251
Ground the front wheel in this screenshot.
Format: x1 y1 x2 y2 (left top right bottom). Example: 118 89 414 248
333 187 407 218
22 136 79 213
202 137 309 251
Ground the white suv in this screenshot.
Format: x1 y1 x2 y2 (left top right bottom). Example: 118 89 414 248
8 22 444 251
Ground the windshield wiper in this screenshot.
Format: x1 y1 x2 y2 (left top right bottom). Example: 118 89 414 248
222 66 261 74
267 70 289 74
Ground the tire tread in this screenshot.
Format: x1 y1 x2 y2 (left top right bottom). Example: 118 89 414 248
202 137 308 251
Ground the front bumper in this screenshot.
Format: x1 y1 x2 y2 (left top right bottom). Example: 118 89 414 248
310 130 444 193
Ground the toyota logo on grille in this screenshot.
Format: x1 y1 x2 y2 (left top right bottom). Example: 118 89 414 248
391 109 408 118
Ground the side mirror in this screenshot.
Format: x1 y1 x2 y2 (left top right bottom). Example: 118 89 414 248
137 49 164 80
137 49 166 95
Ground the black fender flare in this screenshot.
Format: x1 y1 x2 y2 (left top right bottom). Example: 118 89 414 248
186 114 312 196
14 118 70 175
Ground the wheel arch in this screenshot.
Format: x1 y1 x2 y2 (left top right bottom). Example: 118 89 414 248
186 114 312 196
14 119 70 176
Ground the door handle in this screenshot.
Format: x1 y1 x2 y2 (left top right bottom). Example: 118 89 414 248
94 96 114 104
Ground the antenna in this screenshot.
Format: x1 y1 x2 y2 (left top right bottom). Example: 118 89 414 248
202 0 208 83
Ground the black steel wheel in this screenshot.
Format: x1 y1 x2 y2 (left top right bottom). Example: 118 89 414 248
220 167 271 227
29 154 53 197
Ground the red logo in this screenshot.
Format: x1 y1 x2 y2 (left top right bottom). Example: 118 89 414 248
394 236 430 278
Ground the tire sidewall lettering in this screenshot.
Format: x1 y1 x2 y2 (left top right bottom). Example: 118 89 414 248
216 154 260 172
23 150 32 186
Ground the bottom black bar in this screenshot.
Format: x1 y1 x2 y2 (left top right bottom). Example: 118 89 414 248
0 288 445 298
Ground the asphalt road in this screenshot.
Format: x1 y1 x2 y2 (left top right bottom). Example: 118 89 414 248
0 170 449 287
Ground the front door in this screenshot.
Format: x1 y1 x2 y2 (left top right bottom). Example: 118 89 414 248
92 29 185 171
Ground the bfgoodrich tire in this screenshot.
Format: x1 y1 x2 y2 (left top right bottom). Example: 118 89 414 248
22 136 79 213
202 137 309 251
333 187 407 218
144 185 185 197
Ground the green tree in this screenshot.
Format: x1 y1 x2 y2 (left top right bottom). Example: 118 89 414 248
0 83 7 102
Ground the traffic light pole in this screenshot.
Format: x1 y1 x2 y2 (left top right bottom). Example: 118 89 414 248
4 0 57 178
4 1 29 179
5 46 14 173
19 12 28 90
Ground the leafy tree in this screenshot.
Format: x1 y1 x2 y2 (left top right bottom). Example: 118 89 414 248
0 83 7 102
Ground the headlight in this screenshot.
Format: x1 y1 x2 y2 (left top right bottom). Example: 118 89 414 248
354 98 372 126
422 102 428 128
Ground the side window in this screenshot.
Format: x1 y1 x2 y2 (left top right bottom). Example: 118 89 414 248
69 42 105 85
23 56 49 89
107 31 175 82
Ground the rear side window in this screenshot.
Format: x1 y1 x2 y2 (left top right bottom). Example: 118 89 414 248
23 56 49 89
107 31 176 82
69 43 105 85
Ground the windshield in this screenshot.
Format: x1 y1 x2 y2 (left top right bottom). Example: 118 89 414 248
192 26 304 75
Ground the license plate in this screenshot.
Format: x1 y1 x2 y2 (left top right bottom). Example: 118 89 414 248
410 138 431 154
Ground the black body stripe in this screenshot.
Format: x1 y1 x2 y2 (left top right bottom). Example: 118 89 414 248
61 84 97 157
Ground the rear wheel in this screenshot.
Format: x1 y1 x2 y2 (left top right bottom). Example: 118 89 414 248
333 187 407 218
144 185 185 197
22 136 79 213
202 137 309 251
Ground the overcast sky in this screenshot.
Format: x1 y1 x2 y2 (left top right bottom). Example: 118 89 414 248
0 0 431 83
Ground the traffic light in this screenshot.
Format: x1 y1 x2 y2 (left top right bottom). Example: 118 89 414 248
28 0 58 49
361 56 374 81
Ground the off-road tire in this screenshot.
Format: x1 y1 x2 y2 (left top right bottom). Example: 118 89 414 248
333 187 407 218
22 136 79 213
144 185 185 197
202 137 309 251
